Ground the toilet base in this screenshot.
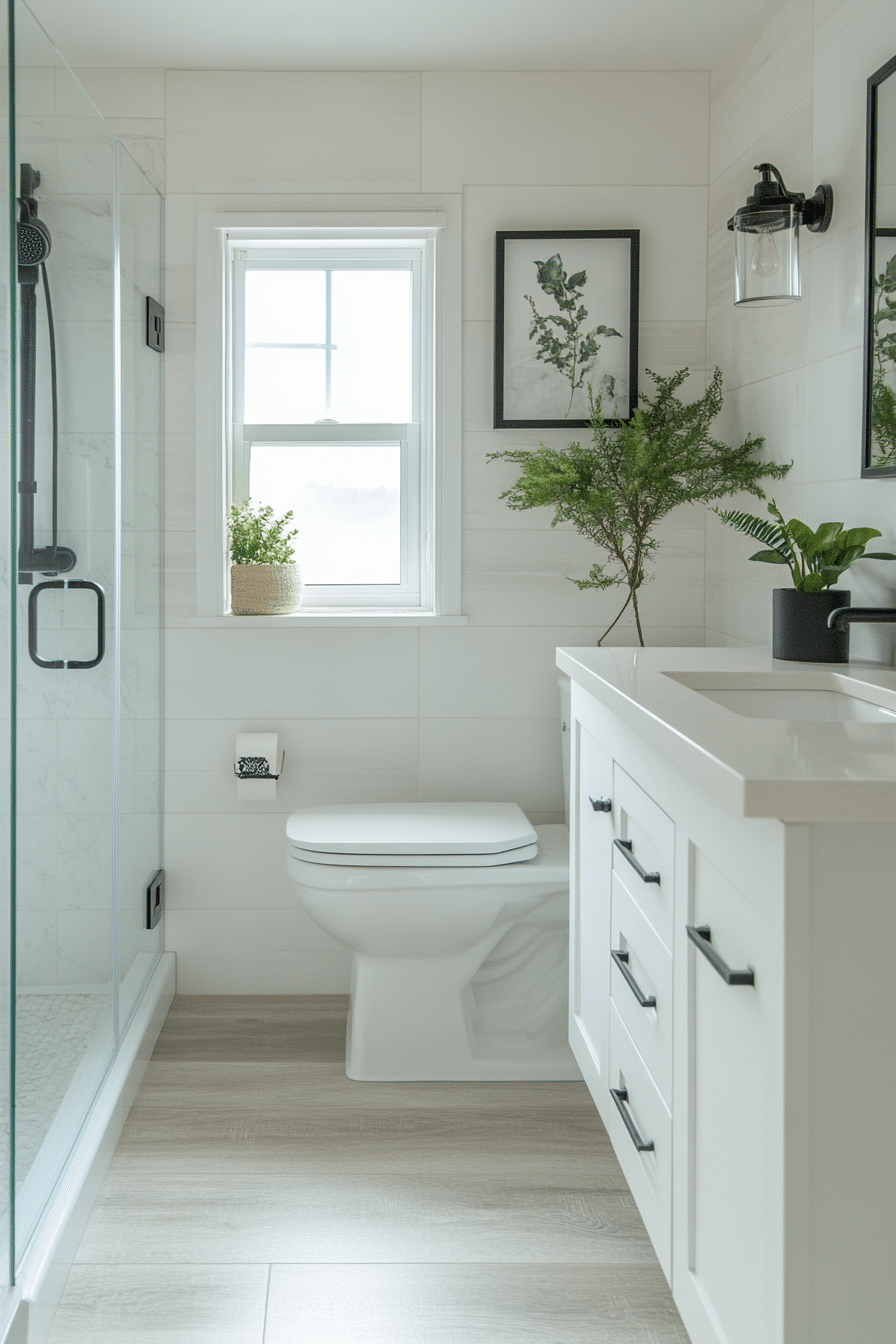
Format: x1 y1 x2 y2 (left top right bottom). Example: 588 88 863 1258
344 945 582 1082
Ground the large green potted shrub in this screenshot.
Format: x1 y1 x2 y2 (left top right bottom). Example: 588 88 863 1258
228 500 301 615
490 367 789 645
715 501 896 661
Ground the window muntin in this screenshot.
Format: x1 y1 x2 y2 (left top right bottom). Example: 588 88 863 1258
230 239 430 609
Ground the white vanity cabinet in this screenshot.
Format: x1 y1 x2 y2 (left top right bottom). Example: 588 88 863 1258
562 649 896 1344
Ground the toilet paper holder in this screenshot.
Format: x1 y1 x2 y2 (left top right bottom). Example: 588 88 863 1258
234 753 284 781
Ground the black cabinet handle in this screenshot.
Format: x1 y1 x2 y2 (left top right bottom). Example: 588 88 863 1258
589 796 612 812
610 1087 655 1152
28 579 105 669
613 838 660 884
611 950 656 1008
686 924 754 986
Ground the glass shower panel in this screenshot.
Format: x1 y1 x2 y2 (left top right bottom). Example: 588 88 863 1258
12 0 116 1253
0 0 13 1288
117 143 163 1024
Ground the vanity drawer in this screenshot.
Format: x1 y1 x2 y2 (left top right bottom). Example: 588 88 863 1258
610 873 673 1107
612 764 674 950
607 1000 672 1280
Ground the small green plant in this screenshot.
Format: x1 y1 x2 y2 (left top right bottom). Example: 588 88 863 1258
490 367 789 646
228 499 298 565
715 500 896 591
525 254 622 418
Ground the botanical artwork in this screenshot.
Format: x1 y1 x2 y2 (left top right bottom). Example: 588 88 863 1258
870 236 896 468
495 232 637 428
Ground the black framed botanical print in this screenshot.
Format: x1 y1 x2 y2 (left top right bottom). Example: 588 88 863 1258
493 230 639 429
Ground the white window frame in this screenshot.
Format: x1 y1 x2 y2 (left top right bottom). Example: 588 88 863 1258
193 200 463 625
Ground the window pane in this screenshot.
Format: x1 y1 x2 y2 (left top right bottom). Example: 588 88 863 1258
330 270 412 422
244 269 325 345
249 443 401 585
244 348 326 422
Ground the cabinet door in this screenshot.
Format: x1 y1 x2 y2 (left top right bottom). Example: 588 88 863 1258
674 844 783 1344
569 721 613 1098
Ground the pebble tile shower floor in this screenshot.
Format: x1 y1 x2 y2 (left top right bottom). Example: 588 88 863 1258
7 994 109 1186
46 996 688 1343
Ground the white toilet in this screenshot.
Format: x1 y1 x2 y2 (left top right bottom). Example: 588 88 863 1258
285 679 578 1082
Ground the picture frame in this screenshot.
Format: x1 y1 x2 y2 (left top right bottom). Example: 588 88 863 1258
493 229 640 430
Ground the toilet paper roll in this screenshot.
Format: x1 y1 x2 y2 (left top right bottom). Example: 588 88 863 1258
237 775 279 802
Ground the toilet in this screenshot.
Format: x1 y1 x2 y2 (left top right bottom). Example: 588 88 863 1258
285 678 578 1082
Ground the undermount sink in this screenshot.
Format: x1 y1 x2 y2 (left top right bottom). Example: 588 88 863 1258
663 671 896 723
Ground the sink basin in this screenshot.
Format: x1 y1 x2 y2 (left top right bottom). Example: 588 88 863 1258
663 671 896 723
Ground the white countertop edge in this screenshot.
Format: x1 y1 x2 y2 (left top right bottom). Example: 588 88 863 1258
557 645 896 822
190 613 469 628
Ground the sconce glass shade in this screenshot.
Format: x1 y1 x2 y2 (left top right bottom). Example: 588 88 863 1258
733 204 801 304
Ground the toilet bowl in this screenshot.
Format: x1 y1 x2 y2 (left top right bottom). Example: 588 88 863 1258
285 801 579 1081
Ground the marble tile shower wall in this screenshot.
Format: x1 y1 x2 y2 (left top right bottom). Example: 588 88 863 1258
77 67 710 993
705 0 896 659
16 69 119 986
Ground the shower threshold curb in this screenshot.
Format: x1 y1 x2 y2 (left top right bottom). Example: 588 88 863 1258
6 953 176 1344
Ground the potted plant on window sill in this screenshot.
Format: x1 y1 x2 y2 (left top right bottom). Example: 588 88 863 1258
715 501 896 661
228 500 302 616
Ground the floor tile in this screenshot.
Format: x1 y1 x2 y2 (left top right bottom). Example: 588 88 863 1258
151 994 348 1062
46 1264 269 1344
263 1263 689 1343
75 1172 654 1265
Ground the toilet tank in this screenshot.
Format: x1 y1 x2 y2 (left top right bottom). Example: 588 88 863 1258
557 672 571 826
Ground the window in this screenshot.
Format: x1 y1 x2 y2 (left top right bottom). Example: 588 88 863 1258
227 232 436 611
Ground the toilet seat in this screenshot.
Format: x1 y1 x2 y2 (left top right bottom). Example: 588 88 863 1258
286 801 538 868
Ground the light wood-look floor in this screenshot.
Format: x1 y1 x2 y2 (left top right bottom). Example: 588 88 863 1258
47 996 689 1343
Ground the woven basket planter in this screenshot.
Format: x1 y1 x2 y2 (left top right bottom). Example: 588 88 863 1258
230 563 302 615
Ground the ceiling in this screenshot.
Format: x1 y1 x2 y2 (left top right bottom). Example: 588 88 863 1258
25 0 770 72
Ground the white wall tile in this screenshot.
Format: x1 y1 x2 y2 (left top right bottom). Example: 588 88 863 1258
166 72 422 194
419 627 590 719
166 910 351 994
418 716 563 817
70 68 166 120
422 72 709 193
165 717 417 774
165 628 419 720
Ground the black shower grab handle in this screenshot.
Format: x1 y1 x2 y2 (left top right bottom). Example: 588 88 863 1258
28 579 106 669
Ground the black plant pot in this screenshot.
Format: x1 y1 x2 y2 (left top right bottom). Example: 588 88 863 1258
772 589 850 663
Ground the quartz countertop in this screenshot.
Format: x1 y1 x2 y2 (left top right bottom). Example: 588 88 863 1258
557 645 896 822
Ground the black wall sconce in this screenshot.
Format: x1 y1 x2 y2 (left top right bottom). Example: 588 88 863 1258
727 163 833 305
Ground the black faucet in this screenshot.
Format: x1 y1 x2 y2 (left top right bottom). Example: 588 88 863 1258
828 607 896 630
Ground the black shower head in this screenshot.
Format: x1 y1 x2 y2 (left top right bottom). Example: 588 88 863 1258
17 215 51 267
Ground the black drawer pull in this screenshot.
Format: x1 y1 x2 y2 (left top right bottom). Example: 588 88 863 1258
686 924 755 986
613 838 660 884
611 950 656 1008
589 796 612 812
610 1087 655 1152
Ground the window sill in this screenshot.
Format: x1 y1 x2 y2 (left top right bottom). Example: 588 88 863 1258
189 611 469 628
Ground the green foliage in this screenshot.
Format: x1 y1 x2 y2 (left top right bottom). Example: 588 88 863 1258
228 499 298 565
489 367 789 646
714 500 896 592
525 254 622 418
870 251 896 466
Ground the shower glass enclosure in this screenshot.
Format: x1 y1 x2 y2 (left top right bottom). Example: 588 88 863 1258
1 0 164 1285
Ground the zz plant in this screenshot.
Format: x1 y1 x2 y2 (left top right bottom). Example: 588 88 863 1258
715 500 896 590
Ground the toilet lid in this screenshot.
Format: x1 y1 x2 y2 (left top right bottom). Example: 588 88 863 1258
286 802 537 857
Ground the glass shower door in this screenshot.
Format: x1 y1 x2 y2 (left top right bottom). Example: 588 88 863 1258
11 0 117 1260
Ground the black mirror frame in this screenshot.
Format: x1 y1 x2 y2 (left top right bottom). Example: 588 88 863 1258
862 52 896 477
